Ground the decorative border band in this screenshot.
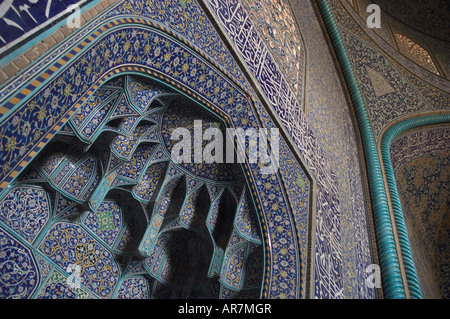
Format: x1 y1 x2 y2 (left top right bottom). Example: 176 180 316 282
0 6 313 297
380 114 450 299
316 0 405 299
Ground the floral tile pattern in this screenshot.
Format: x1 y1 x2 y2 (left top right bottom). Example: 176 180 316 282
327 0 450 299
391 126 450 298
207 0 373 299
0 73 272 299
0 0 396 300
0 227 39 299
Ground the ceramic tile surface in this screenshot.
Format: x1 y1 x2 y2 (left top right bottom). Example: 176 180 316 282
0 0 316 299
0 74 270 298
0 0 408 300
0 0 96 58
327 0 450 299
206 0 374 299
391 126 450 298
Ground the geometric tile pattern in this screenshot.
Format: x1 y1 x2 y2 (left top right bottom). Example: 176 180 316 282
0 74 267 299
0 0 316 299
394 34 440 75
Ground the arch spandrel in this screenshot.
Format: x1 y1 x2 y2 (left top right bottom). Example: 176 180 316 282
0 10 311 298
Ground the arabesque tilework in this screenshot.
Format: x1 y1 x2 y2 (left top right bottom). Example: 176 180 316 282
0 0 97 59
1 0 417 300
391 127 450 298
0 0 312 298
206 0 374 299
325 0 450 299
0 74 269 298
328 0 450 140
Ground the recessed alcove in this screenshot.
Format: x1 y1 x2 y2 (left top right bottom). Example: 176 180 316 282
3 74 264 299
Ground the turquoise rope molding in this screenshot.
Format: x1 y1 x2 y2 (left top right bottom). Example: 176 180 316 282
381 114 450 299
316 0 405 298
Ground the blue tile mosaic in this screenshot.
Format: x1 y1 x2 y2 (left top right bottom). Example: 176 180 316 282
0 0 96 59
0 227 39 298
0 71 274 299
390 126 450 298
0 0 393 300
206 0 374 299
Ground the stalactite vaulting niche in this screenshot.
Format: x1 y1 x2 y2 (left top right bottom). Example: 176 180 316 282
0 75 265 299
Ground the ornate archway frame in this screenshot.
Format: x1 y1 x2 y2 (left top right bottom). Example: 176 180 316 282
0 8 313 298
379 113 450 299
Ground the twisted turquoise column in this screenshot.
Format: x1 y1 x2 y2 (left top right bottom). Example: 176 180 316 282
316 0 405 298
381 114 450 299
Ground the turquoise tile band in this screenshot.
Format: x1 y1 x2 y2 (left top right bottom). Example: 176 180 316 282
381 114 450 299
316 0 406 299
